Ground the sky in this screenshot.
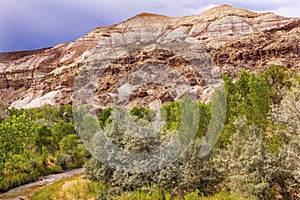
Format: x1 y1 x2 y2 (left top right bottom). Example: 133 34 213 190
0 0 299 52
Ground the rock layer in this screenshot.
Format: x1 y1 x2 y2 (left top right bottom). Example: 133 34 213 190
0 4 299 108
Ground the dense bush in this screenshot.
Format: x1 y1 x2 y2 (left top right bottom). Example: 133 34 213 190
83 97 219 199
2 65 299 199
83 66 299 199
0 104 88 192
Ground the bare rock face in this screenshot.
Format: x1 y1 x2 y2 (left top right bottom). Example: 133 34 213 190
72 40 218 109
185 5 293 43
210 19 300 75
0 4 299 108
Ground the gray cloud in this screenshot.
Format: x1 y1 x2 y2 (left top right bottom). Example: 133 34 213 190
0 0 299 52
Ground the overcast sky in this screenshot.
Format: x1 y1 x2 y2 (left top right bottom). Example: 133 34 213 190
0 0 299 52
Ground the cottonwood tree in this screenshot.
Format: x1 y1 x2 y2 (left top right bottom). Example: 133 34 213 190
216 117 275 199
271 80 300 199
217 112 299 199
271 80 300 138
84 97 222 198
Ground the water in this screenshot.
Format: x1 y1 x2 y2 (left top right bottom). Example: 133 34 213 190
0 168 84 200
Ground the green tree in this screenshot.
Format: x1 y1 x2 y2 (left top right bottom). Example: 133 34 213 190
59 104 74 123
33 124 52 153
51 120 75 150
216 116 299 199
247 74 271 127
98 107 112 128
0 113 35 164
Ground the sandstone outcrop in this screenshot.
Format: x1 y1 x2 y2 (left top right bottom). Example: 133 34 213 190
0 4 299 108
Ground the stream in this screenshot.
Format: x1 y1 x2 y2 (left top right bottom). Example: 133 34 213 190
0 168 84 200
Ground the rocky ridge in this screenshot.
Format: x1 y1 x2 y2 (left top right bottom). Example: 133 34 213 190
0 4 299 108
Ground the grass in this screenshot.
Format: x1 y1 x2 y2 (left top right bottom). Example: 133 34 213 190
118 189 252 200
29 175 100 200
30 177 252 200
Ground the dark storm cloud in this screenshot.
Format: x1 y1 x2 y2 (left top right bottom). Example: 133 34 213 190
0 0 110 51
0 0 298 52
